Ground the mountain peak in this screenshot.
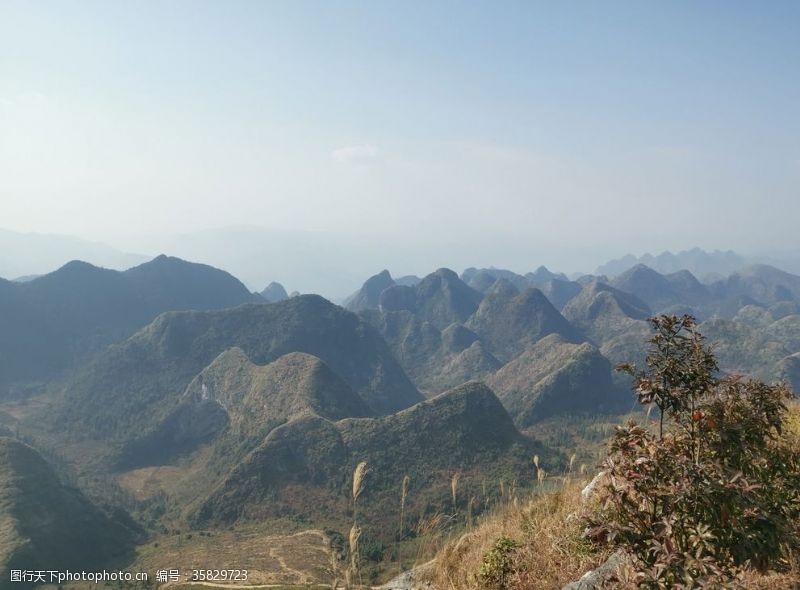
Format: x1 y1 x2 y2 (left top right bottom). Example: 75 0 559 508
467 285 580 362
260 281 288 303
380 268 482 329
345 269 395 311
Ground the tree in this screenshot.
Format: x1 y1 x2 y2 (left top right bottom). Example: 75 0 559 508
589 315 800 588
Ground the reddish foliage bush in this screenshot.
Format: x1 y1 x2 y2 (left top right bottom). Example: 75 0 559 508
588 315 800 588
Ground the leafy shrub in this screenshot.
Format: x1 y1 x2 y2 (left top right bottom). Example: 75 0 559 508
588 315 800 588
479 535 519 590
359 534 387 562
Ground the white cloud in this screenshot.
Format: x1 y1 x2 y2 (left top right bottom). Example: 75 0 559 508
330 144 379 164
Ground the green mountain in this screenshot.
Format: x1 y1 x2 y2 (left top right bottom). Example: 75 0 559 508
0 255 258 396
710 264 800 306
525 265 570 286
461 268 531 292
539 278 583 310
698 317 795 383
0 438 136 588
778 353 800 394
466 281 581 362
487 334 624 427
190 382 552 540
611 264 708 313
118 349 373 468
562 281 651 340
561 280 652 368
46 295 422 459
361 310 500 394
379 268 483 330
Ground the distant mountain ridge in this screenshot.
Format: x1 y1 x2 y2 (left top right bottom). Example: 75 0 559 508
0 228 148 280
379 268 483 329
0 255 260 396
596 248 745 279
260 281 289 303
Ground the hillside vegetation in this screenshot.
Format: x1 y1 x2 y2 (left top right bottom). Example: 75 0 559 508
429 318 800 589
0 438 137 588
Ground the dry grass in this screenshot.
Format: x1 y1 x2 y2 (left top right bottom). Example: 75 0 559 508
430 480 609 590
133 528 334 585
425 403 800 590
450 473 460 512
740 570 800 590
117 465 184 500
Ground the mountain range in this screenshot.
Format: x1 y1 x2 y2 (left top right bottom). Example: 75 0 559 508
0 228 148 281
2 250 800 581
0 255 259 397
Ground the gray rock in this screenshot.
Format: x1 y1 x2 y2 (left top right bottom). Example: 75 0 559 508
562 550 629 590
581 470 608 503
381 560 436 590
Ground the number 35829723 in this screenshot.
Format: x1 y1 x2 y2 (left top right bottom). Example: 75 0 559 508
191 570 248 582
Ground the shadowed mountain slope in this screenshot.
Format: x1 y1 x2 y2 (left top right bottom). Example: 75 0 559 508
0 438 136 587
539 278 583 310
344 269 395 312
361 309 500 393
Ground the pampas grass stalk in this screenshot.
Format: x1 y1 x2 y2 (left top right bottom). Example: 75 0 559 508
400 474 410 534
398 474 410 572
450 473 460 513
467 495 476 529
349 461 367 588
349 525 362 587
352 461 368 523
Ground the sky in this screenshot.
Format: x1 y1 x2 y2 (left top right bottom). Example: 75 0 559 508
1 1 800 292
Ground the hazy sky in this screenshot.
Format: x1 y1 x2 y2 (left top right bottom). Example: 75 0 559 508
2 1 800 280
